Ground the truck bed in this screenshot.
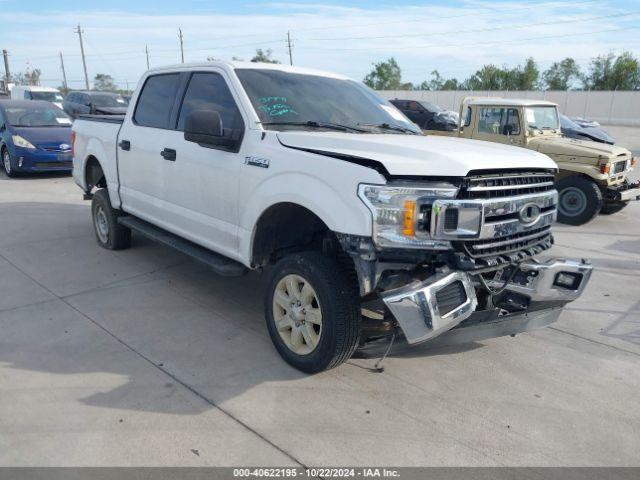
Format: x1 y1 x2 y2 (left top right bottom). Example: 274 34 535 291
76 114 125 124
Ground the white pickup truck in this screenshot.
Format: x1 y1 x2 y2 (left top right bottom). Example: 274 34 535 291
72 61 592 373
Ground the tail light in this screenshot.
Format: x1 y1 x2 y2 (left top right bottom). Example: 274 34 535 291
70 131 75 157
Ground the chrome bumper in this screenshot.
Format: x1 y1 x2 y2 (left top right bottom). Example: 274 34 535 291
381 258 592 345
618 186 640 202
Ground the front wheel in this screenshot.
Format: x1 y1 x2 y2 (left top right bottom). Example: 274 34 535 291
556 176 602 226
2 149 17 178
264 252 360 373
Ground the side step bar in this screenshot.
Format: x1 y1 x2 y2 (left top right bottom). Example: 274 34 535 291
117 216 247 277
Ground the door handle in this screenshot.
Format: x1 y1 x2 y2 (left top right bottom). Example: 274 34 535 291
160 148 176 161
119 140 131 151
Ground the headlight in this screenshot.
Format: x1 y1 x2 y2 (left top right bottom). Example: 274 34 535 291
12 135 36 150
358 183 458 249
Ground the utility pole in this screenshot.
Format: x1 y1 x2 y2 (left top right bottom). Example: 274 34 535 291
145 45 150 70
2 49 10 89
59 52 68 91
178 28 184 64
286 31 293 66
75 24 90 90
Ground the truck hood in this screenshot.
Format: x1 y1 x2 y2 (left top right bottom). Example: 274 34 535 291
528 135 629 159
277 131 557 177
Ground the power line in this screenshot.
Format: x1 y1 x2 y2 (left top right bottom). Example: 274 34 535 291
289 0 601 33
306 10 639 42
304 26 636 52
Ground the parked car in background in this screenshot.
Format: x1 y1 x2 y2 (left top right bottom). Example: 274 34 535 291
63 91 128 118
0 100 73 177
424 98 639 225
11 86 64 109
560 114 615 144
390 99 458 131
72 61 592 373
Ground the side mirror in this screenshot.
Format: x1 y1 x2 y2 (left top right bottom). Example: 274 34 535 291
184 109 238 150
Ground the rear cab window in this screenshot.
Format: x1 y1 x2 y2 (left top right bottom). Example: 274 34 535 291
133 73 182 129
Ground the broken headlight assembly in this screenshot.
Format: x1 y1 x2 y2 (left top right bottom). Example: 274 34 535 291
358 182 461 249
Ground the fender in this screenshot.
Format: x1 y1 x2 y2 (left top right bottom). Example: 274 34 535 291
554 161 607 182
81 136 122 208
238 171 374 266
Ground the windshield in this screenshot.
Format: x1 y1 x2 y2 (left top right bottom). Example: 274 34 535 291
30 91 63 102
90 94 127 107
3 105 71 127
236 69 420 134
525 106 559 130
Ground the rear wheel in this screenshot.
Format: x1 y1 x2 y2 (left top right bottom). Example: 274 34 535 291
265 252 360 373
91 189 131 250
556 176 602 225
2 149 17 178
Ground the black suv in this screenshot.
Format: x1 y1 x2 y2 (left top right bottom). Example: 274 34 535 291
63 91 128 118
390 99 458 131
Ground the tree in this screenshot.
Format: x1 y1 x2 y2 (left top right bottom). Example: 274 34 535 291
542 58 581 90
251 48 280 64
13 68 41 86
583 52 640 90
465 64 507 90
515 57 539 90
94 73 117 91
363 58 404 90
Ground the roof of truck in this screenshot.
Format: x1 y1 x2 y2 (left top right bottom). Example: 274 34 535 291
147 61 351 80
463 97 557 107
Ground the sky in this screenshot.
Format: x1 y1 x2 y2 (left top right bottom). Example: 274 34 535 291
1 0 639 90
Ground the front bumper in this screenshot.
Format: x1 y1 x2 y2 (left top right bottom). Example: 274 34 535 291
8 146 73 172
381 257 592 345
606 181 640 203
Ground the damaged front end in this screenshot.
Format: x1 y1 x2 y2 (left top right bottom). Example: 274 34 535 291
342 170 593 352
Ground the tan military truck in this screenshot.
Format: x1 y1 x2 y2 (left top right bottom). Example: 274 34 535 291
422 98 639 225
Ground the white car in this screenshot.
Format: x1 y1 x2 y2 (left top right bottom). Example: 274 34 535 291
11 86 64 109
71 61 592 372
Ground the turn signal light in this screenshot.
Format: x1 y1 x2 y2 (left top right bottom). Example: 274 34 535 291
403 200 416 236
600 163 610 174
632 157 638 168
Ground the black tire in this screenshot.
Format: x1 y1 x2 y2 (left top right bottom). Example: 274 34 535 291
264 251 360 373
600 202 628 215
91 189 131 250
2 148 18 178
556 176 602 226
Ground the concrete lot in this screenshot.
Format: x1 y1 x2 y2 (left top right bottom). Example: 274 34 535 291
1 161 639 466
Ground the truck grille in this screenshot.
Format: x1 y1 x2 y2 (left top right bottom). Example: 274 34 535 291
612 161 627 174
452 171 557 269
460 172 556 199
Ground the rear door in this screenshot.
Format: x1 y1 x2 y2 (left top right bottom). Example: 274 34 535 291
117 72 184 228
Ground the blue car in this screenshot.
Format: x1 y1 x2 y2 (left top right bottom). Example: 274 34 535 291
0 100 73 177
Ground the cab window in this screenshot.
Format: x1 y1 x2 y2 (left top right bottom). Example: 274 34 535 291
464 107 472 127
478 107 520 135
176 72 244 137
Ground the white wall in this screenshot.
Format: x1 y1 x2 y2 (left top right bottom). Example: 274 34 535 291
377 90 640 126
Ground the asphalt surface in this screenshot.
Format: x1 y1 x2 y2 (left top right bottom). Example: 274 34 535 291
0 141 639 466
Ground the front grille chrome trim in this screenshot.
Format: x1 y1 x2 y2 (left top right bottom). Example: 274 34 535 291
467 181 555 192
